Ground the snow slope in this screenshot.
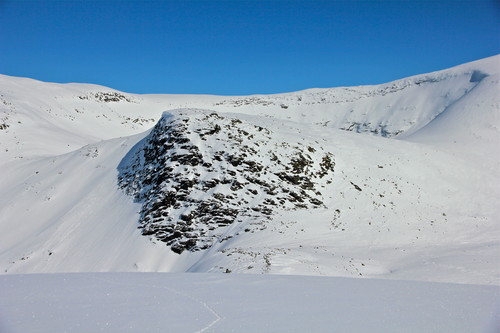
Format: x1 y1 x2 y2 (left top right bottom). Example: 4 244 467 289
406 67 500 168
0 55 499 285
1 55 497 158
1 273 498 333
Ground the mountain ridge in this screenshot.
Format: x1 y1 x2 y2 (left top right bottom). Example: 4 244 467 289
0 55 498 285
1 54 498 160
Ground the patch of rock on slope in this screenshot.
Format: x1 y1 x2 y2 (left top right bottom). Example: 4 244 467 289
118 109 335 254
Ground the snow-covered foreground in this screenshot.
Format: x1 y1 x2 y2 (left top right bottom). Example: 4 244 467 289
0 272 498 333
1 54 499 333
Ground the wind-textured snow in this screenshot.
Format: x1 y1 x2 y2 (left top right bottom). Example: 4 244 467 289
0 55 499 331
0 273 498 333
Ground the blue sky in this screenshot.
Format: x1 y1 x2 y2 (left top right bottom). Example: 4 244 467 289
1 0 499 95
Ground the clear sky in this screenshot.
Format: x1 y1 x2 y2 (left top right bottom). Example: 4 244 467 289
1 0 499 95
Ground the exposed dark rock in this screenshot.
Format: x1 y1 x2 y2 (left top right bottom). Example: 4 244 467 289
350 181 362 191
118 109 335 254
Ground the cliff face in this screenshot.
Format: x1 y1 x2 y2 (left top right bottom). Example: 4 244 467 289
118 109 335 254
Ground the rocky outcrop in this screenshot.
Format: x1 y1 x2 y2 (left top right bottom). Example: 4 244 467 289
118 109 335 253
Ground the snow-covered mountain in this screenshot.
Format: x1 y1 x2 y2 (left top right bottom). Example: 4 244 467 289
0 55 498 285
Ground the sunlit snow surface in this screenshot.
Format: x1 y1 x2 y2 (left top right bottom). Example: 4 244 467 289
0 273 498 333
0 56 499 331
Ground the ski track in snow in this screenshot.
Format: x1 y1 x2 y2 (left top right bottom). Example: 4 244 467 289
2 273 498 333
90 275 222 333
